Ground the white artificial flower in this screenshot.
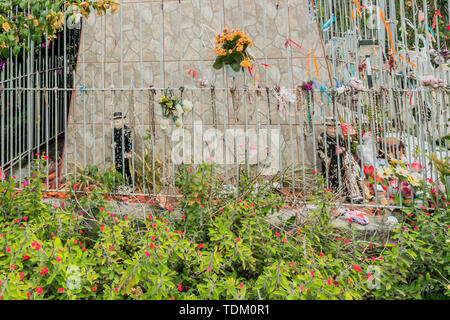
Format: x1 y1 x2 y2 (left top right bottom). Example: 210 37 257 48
407 174 421 187
174 116 183 127
182 100 193 112
174 103 184 116
74 12 82 24
160 117 170 130
279 87 297 103
395 167 409 177
378 167 392 179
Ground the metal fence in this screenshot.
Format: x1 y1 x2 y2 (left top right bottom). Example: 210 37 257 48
0 0 449 209
1 84 448 208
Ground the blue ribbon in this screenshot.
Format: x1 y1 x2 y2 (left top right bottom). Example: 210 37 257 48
319 85 331 114
428 26 435 38
322 14 335 31
80 85 86 102
333 77 341 88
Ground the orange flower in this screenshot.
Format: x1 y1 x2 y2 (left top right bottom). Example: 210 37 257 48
2 22 10 32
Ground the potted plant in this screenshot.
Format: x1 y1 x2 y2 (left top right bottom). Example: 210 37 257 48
213 28 254 77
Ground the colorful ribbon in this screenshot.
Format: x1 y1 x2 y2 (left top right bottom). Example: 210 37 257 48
379 8 417 68
432 10 442 29
322 14 335 31
306 50 319 79
187 69 197 78
284 39 302 50
350 1 364 21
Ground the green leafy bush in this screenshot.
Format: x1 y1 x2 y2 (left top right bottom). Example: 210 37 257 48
0 158 448 300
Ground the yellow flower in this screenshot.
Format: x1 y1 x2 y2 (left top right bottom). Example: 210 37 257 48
111 1 120 14
228 49 232 54
33 19 39 27
240 60 251 67
0 42 6 49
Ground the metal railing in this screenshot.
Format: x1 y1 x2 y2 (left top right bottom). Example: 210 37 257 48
1 84 448 208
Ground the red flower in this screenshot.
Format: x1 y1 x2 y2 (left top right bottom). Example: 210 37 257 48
282 238 288 243
26 292 30 299
10 265 15 270
23 216 28 221
309 270 314 276
239 283 244 288
319 253 324 257
6 247 11 253
13 219 19 223
275 232 280 237
40 267 49 275
363 165 374 178
178 284 183 292
19 272 25 280
197 243 204 249
115 287 119 293
145 251 150 257
149 243 154 249
100 225 105 231
58 288 64 293
235 238 241 242
353 264 362 272
35 286 43 295
23 254 29 260
109 246 114 251
55 256 61 262
327 278 332 286
92 287 97 292
43 155 49 160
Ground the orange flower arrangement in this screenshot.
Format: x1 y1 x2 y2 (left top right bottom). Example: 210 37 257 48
213 28 254 72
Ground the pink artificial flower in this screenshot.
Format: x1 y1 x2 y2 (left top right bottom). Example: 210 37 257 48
411 162 422 172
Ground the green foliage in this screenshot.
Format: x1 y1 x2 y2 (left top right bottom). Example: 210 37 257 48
0 158 447 300
0 0 120 60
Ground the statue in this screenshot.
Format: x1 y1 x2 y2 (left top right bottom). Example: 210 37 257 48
112 112 133 185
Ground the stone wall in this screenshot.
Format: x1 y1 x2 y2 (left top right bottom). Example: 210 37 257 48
64 0 332 183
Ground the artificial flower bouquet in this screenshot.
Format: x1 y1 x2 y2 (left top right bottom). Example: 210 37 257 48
158 96 193 130
213 28 254 74
373 160 425 204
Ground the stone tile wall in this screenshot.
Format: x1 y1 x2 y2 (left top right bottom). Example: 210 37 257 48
64 0 332 183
